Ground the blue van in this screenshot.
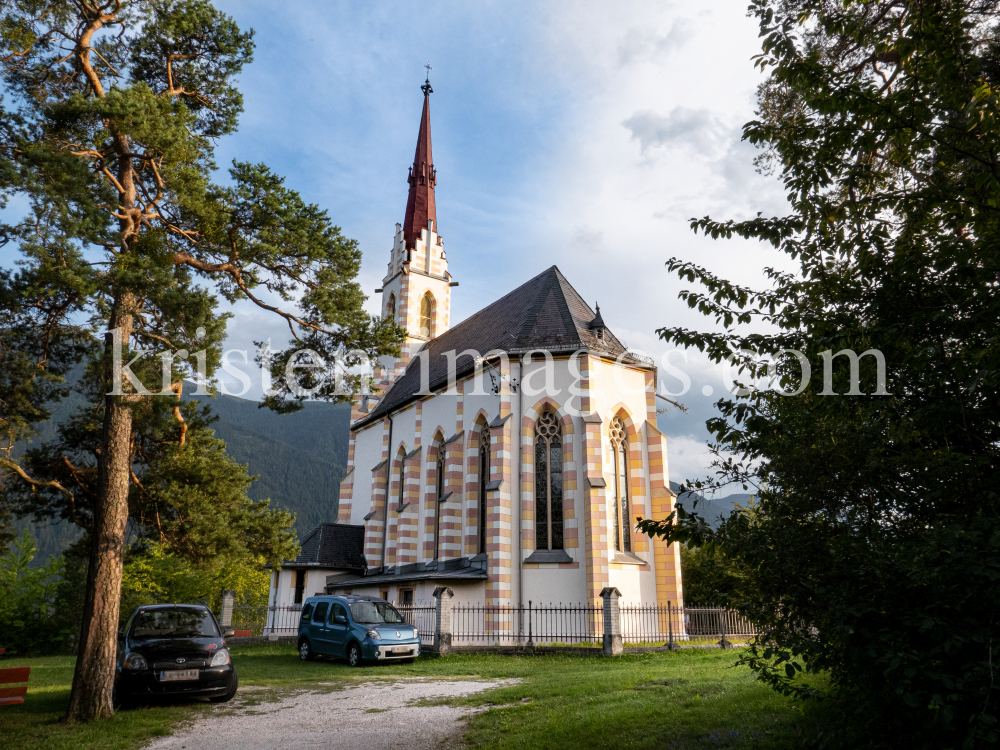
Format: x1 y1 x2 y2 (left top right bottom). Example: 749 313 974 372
297 595 421 667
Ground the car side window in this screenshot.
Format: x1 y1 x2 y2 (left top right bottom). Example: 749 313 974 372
300 602 314 622
331 603 347 624
313 601 330 625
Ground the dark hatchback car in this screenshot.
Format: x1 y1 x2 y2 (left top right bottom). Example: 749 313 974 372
114 603 238 707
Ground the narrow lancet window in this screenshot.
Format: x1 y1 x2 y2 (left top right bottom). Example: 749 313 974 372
435 446 446 560
610 417 631 553
535 411 564 551
478 425 491 554
419 293 433 337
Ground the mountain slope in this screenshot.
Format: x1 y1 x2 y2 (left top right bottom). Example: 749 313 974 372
15 387 352 560
195 396 350 534
672 482 753 529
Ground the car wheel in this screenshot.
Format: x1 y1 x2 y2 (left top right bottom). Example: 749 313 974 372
347 642 364 668
112 682 131 710
209 669 238 703
299 639 315 661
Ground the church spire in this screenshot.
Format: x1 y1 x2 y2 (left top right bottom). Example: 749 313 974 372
402 71 436 251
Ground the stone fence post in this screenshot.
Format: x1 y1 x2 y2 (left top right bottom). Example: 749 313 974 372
433 586 454 654
601 587 623 656
220 590 236 628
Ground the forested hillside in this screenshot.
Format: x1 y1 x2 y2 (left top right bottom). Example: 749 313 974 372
17 387 351 560
188 394 351 535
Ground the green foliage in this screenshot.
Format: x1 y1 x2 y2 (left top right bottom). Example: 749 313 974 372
0 531 79 655
636 1 1000 747
120 542 270 621
11 395 299 567
679 546 747 608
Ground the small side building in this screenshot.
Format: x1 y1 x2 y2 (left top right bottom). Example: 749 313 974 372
269 523 367 610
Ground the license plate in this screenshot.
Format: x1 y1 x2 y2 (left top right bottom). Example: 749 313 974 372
390 647 411 654
159 669 199 681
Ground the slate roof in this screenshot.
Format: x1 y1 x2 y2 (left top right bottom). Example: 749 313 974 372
325 555 489 590
357 265 648 429
287 523 367 570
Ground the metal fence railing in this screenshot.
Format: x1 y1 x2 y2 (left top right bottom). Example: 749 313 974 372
228 605 302 637
395 604 436 645
225 600 757 648
620 604 757 646
452 602 604 646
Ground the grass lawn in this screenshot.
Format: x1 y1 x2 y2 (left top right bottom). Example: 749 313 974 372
1 645 827 749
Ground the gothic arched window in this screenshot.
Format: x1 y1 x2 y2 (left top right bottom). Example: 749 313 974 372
382 449 405 569
386 293 396 321
535 411 564 551
610 417 631 553
396 456 406 510
478 424 491 554
434 445 446 560
419 293 434 337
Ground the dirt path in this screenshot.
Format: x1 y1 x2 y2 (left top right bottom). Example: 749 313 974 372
145 678 515 750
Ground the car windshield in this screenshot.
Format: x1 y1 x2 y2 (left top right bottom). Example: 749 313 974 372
349 601 406 624
130 608 219 639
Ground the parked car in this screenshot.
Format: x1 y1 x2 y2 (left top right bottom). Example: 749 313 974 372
297 595 420 667
114 603 238 707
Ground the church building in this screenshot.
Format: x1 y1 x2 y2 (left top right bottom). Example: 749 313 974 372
271 77 684 613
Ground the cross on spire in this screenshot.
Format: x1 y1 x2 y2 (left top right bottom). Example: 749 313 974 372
421 62 433 95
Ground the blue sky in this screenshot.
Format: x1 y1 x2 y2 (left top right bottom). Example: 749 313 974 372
207 0 791 485
5 1 793 486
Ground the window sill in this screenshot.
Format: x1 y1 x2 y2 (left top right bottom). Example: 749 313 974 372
524 549 573 564
612 551 646 565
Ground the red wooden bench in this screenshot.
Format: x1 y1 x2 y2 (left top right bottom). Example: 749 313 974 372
0 648 30 706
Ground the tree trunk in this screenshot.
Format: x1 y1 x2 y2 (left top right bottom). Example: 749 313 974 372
65 297 136 723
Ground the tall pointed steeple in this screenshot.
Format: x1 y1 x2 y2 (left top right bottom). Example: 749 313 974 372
376 71 453 384
402 76 436 250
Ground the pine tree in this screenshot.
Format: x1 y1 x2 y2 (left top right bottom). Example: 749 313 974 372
0 1 403 722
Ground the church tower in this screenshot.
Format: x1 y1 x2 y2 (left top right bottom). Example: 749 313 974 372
377 74 455 380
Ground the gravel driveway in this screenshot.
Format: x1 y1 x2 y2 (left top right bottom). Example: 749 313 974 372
145 678 515 750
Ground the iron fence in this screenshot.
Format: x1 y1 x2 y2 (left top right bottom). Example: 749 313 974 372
452 602 603 646
620 604 757 646
224 600 757 649
395 604 436 645
228 605 302 637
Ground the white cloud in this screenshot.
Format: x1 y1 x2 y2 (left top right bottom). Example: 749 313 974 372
617 20 694 66
571 226 604 254
666 435 714 485
622 107 730 154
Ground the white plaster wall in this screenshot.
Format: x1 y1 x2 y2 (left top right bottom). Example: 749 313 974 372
269 568 358 608
522 567 588 605
272 569 292 608
349 422 383 526
593 358 660 606
305 569 327 598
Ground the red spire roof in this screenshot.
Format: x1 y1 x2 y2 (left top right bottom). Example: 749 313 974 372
402 80 436 250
